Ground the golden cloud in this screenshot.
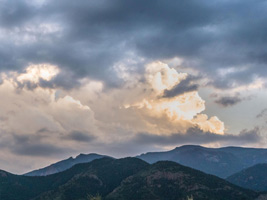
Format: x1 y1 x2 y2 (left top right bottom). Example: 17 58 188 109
125 61 225 135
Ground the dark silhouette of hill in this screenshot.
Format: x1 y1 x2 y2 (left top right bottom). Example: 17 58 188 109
0 157 148 200
0 157 260 200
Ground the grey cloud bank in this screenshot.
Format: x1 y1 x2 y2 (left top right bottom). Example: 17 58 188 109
0 0 267 89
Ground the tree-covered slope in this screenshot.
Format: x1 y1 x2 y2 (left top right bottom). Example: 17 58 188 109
227 163 267 192
0 157 148 200
0 169 53 200
35 157 149 200
107 161 258 200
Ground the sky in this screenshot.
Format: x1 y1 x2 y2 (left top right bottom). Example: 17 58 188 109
0 0 267 174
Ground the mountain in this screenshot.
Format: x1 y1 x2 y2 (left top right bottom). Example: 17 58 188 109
25 145 267 178
0 157 148 200
137 145 267 178
25 153 108 176
0 169 53 200
227 163 267 192
106 161 258 200
0 157 261 200
34 157 149 200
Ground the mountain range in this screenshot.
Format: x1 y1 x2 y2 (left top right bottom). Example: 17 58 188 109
0 157 262 200
25 145 267 179
137 145 267 178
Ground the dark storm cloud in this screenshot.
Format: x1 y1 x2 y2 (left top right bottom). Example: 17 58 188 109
257 108 267 119
0 0 36 28
66 131 95 143
6 130 95 157
13 142 64 156
10 134 68 156
215 96 242 107
163 76 199 98
0 0 267 89
134 127 261 147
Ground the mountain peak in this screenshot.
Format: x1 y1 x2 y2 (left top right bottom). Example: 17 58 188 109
75 153 88 158
75 153 100 158
174 144 203 150
24 153 108 176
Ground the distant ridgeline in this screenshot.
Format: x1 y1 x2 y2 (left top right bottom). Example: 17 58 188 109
24 153 109 176
25 145 267 179
137 145 267 178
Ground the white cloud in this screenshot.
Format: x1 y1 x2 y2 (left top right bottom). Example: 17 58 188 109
145 61 188 94
123 62 225 135
0 64 99 153
17 64 59 82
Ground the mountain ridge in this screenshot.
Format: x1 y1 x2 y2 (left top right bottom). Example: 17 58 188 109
137 145 267 178
24 153 109 176
23 145 267 179
106 160 258 200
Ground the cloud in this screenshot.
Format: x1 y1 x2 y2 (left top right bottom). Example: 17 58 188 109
0 53 263 174
122 62 224 135
13 64 60 90
66 131 95 142
0 0 36 28
11 135 67 157
0 0 267 90
163 76 199 98
257 108 267 119
134 127 262 147
215 96 242 107
0 69 99 156
0 62 224 157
